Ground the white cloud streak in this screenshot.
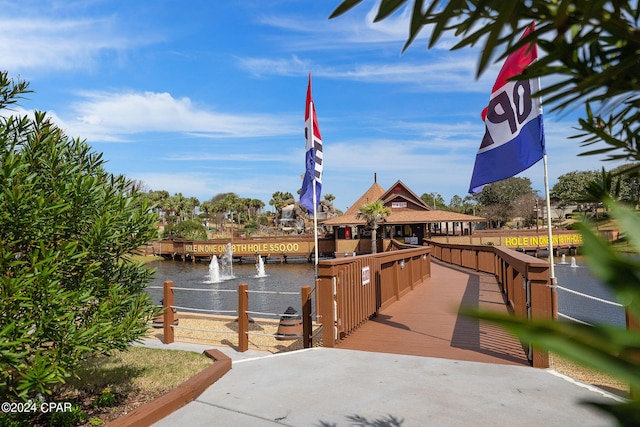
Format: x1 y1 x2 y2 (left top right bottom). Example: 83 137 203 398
237 54 495 92
164 152 296 163
258 2 457 51
0 16 154 72
48 91 298 142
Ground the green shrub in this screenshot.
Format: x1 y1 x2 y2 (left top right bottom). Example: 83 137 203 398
163 219 206 240
48 404 86 427
0 72 159 402
92 388 116 408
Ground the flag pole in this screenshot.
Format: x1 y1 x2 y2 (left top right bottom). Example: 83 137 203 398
537 66 556 286
303 72 321 282
312 177 319 280
309 96 319 281
543 154 556 284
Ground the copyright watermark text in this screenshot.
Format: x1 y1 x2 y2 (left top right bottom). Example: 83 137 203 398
1 400 73 414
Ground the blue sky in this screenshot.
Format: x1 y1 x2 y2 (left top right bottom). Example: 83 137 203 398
2 0 618 212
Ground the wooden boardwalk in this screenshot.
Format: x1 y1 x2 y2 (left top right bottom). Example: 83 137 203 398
338 261 530 366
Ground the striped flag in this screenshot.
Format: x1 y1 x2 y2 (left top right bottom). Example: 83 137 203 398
469 23 545 194
300 73 323 213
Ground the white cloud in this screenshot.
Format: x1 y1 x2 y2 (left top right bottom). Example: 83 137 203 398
326 137 474 179
0 16 155 72
49 91 298 142
394 120 483 142
237 54 494 92
134 172 215 197
164 152 297 163
259 2 455 51
237 55 312 77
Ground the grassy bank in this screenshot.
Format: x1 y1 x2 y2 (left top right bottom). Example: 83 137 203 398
129 254 164 264
4 347 212 427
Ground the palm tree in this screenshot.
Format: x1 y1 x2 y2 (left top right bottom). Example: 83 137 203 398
250 198 265 218
356 200 391 254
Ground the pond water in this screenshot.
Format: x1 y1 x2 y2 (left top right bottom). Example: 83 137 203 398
146 259 315 319
554 256 625 327
144 255 626 327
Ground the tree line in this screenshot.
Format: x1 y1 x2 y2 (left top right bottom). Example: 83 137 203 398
139 188 338 239
141 162 640 239
421 164 639 229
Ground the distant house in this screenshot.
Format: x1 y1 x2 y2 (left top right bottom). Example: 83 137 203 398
322 177 485 255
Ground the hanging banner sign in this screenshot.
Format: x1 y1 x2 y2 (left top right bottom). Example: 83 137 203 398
184 241 302 255
503 233 583 247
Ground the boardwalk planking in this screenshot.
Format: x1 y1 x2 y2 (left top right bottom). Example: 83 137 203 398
338 261 530 366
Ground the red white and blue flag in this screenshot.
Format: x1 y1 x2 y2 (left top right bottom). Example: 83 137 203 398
300 73 323 213
469 23 545 194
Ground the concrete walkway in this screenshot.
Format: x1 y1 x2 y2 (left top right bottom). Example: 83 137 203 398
147 343 622 427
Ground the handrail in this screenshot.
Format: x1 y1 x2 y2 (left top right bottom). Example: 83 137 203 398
425 240 553 368
316 246 432 348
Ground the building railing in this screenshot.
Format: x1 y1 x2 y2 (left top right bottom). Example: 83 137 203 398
426 240 554 368
316 246 432 348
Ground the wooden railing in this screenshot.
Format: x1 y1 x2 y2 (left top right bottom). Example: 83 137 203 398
316 246 432 347
159 281 314 352
426 240 554 368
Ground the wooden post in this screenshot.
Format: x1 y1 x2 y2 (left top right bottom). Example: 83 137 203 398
474 249 479 271
528 266 553 368
409 256 415 291
394 260 401 301
425 251 431 279
237 283 249 352
163 280 174 344
317 276 336 348
301 285 312 348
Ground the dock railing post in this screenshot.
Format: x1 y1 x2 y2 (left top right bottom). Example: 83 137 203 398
238 283 249 352
317 276 336 348
528 266 553 368
394 260 401 301
301 285 312 348
163 280 174 344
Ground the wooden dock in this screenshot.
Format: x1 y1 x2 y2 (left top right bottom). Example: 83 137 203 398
338 260 530 366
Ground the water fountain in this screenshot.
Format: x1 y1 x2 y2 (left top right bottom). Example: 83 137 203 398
220 242 235 279
570 257 578 268
255 255 268 278
559 254 568 264
208 255 221 283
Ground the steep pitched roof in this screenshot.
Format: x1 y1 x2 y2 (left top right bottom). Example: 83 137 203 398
342 181 386 216
380 180 431 210
322 178 485 226
323 181 385 226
